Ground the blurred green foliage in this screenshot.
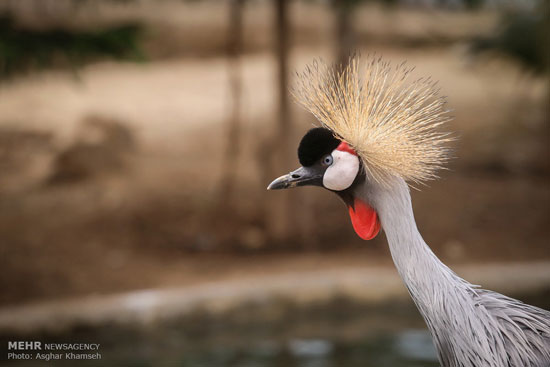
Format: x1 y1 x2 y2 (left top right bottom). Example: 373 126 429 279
0 13 145 78
472 12 547 73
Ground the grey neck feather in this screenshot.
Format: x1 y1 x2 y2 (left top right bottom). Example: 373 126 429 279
361 178 461 294
355 177 550 367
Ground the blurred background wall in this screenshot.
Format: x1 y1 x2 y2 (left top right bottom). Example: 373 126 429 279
0 0 548 307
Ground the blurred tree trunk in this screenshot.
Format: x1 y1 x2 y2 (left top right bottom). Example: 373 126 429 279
544 0 550 125
334 0 355 69
219 0 244 208
275 0 290 167
265 0 296 244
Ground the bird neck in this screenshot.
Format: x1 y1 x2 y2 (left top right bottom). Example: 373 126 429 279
365 178 471 320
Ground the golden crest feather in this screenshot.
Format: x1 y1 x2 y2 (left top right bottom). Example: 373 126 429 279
292 56 453 186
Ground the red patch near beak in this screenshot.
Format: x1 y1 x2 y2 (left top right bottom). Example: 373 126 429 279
348 198 381 240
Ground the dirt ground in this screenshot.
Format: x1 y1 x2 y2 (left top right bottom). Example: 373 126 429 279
0 2 548 307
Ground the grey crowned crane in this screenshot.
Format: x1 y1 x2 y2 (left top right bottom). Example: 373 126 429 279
268 58 550 367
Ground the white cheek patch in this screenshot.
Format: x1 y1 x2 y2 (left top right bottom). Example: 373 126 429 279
323 150 360 191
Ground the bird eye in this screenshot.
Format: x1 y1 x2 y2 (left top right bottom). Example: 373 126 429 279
322 154 333 166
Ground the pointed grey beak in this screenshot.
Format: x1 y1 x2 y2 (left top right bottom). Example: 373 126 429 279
267 166 323 190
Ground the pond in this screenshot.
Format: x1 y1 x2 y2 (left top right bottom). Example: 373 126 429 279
9 299 440 367
4 290 548 366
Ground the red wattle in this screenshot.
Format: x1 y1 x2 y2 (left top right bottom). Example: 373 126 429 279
347 198 381 240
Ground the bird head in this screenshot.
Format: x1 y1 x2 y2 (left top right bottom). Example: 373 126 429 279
267 57 452 240
267 127 380 240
